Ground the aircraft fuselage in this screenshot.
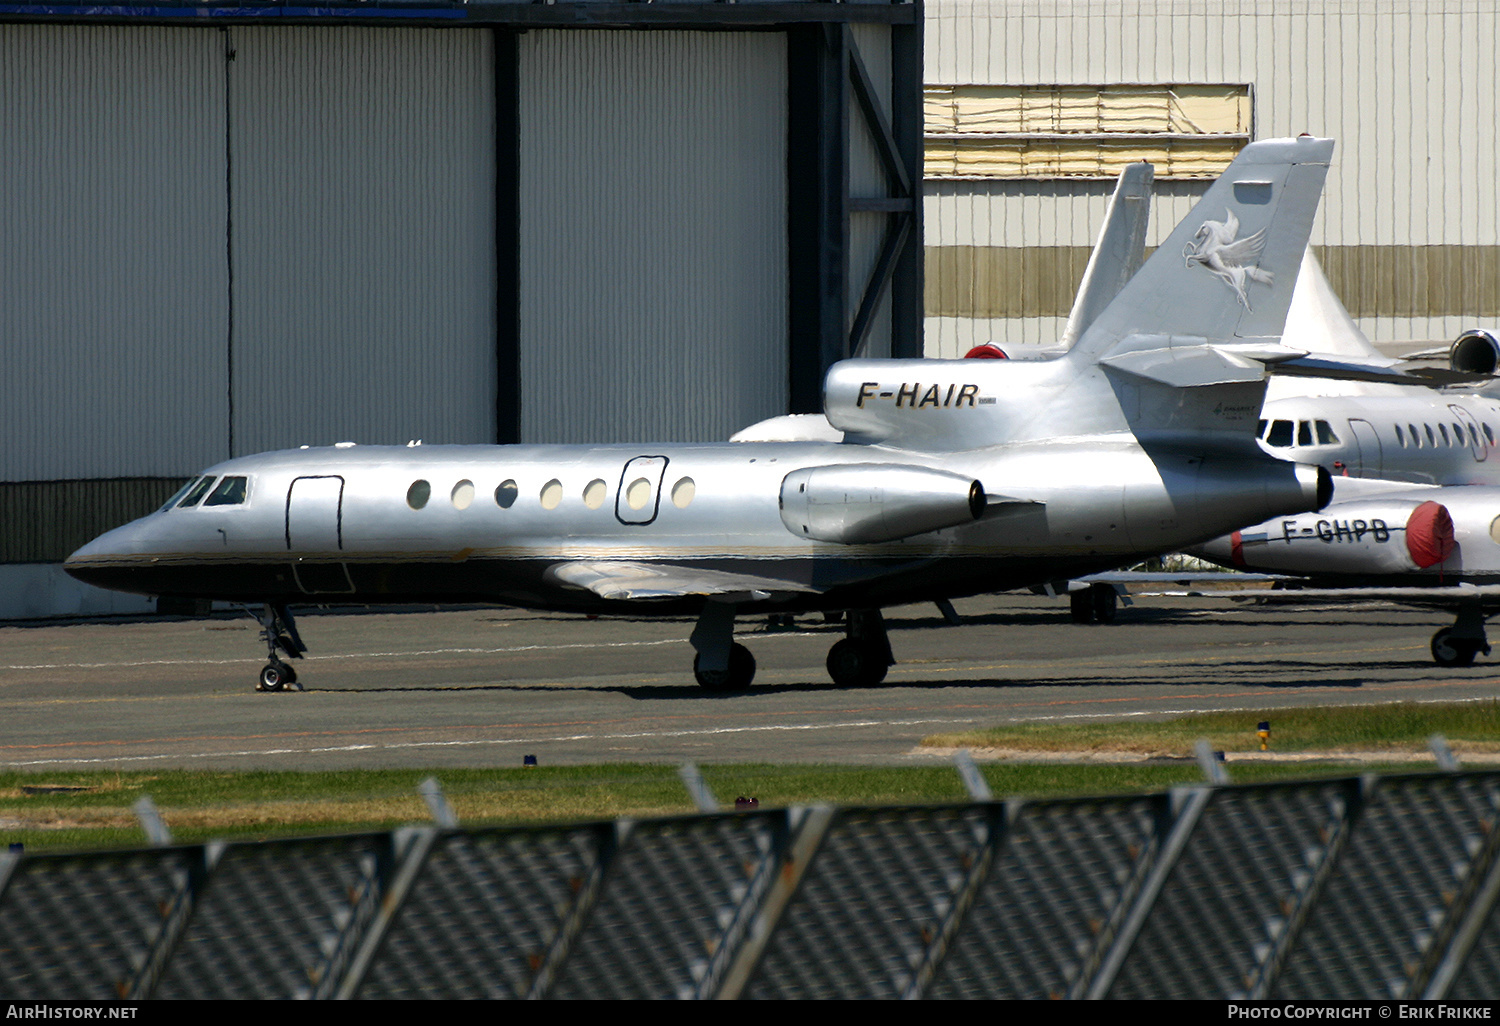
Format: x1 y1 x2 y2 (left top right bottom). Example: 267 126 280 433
66 436 1318 615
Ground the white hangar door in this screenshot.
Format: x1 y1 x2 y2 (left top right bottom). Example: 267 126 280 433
519 30 789 445
228 27 498 455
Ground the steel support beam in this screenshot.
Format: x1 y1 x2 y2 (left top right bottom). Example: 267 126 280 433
524 820 624 998
334 827 440 1000
1245 778 1366 999
713 805 836 999
0 2 920 30
787 23 848 414
1082 786 1215 999
1414 783 1500 997
900 802 1008 999
125 844 219 999
887 15 924 358
494 27 521 444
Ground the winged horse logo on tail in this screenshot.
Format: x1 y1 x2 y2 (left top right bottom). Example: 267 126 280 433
1183 210 1274 310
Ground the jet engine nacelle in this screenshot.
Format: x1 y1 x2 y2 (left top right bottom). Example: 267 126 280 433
1450 329 1500 375
779 464 985 544
1210 498 1455 575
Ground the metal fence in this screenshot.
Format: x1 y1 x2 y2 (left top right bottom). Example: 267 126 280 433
5 770 1500 999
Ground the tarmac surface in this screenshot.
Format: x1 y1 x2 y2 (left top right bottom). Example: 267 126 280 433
0 588 1496 772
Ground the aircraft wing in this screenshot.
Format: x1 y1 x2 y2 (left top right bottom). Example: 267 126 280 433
1076 570 1284 585
1221 584 1500 611
545 560 823 602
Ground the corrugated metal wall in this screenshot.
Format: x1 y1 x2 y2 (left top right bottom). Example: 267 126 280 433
228 26 497 455
518 30 788 444
0 25 499 479
0 24 499 567
0 25 496 470
924 0 1500 355
0 480 179 563
0 26 229 481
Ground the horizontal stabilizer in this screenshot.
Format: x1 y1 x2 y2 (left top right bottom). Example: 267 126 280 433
1271 356 1490 387
546 560 821 602
1100 344 1267 388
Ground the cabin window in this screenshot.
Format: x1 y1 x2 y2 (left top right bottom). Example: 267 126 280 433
625 477 653 510
496 480 518 509
671 477 696 509
1315 421 1338 445
583 479 607 509
204 476 248 506
1426 424 1437 447
540 479 563 510
1487 425 1497 446
451 480 475 510
1395 425 1406 447
177 476 218 508
1410 424 1421 448
1440 424 1451 445
1470 425 1480 445
407 480 431 510
1264 420 1294 447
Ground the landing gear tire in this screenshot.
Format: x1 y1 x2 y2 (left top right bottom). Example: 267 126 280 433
258 660 296 692
826 638 890 687
694 643 756 692
1091 583 1118 624
1070 590 1094 624
1432 628 1481 668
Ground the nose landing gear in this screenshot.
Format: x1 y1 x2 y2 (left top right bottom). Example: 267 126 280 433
255 603 307 692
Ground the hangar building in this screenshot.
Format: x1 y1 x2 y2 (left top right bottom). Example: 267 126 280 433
0 0 922 617
923 0 1500 356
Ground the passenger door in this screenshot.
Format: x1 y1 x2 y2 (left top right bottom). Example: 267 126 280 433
615 456 669 525
286 475 353 594
1347 419 1383 478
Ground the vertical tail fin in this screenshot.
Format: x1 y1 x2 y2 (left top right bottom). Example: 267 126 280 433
1069 137 1335 364
1059 161 1154 349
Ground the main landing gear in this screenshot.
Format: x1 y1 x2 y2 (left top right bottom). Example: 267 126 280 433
826 609 893 687
690 602 756 692
1070 582 1119 624
255 603 308 692
688 602 895 692
1431 605 1492 667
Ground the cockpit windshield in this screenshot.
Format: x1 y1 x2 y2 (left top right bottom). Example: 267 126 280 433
176 476 217 509
160 477 206 511
204 476 248 506
1264 420 1294 447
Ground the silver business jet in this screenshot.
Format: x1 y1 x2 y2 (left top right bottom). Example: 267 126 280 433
66 137 1336 692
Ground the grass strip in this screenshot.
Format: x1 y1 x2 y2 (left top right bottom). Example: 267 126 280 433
923 700 1500 756
0 758 1427 854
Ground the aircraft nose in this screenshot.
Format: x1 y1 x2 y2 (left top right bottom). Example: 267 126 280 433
64 520 157 593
